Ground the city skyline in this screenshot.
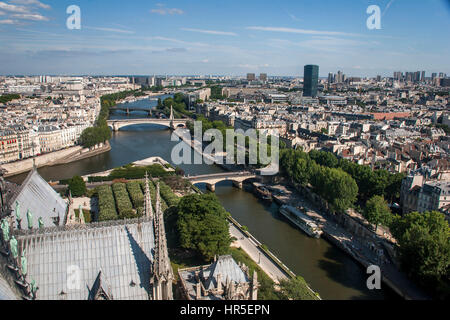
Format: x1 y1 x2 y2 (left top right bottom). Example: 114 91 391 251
0 0 449 76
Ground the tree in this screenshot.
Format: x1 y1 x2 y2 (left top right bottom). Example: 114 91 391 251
363 195 392 231
68 176 87 197
176 193 231 261
390 211 450 298
314 167 358 213
277 276 318 300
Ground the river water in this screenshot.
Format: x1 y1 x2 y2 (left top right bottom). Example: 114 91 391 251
8 95 398 300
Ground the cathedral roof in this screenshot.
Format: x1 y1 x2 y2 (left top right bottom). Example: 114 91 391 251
0 274 19 300
16 218 155 300
203 255 248 290
9 168 68 229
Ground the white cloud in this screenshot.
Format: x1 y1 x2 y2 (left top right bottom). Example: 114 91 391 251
0 1 28 13
0 0 51 24
10 0 50 10
0 19 18 24
151 6 184 15
84 26 135 34
150 36 186 44
383 0 395 16
181 28 237 36
11 13 48 21
0 10 5 15
246 26 360 37
238 63 269 70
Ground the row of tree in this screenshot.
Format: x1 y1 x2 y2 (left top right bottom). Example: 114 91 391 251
282 149 405 204
156 93 193 118
280 149 358 213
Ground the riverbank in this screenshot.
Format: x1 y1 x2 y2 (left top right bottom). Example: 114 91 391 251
270 183 430 300
116 91 166 105
1 142 111 178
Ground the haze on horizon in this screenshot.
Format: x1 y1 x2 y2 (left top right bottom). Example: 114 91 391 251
0 0 449 77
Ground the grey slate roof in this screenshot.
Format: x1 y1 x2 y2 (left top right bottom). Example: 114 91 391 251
0 275 19 300
203 255 248 290
178 255 249 300
10 168 68 229
16 218 155 300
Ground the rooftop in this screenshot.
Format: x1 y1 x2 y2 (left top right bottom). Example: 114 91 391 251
16 218 155 300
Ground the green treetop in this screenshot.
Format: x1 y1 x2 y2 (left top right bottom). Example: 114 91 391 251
176 193 231 261
363 195 392 231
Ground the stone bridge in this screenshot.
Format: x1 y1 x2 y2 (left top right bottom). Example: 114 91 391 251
110 107 154 116
108 105 188 131
187 171 258 192
107 118 187 131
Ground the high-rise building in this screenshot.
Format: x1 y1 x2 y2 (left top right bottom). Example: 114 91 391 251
303 65 319 97
394 71 403 81
432 73 437 80
421 71 426 82
414 71 421 82
259 73 267 82
247 73 256 81
328 73 334 84
336 70 343 83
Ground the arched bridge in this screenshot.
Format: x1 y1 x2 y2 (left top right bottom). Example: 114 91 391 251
110 107 154 116
187 171 258 192
107 118 187 131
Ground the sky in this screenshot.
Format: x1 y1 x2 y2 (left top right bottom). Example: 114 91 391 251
0 0 449 77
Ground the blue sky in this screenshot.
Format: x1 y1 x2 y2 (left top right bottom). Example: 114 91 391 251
0 0 449 77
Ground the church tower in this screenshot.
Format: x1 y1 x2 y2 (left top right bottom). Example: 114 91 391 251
169 105 175 130
150 181 174 300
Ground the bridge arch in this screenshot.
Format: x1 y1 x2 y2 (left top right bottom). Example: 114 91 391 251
107 119 187 132
188 173 258 192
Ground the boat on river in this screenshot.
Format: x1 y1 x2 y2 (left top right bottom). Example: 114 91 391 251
253 182 272 202
279 205 323 238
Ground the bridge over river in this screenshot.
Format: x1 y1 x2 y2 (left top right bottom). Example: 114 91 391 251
107 105 188 131
187 171 258 191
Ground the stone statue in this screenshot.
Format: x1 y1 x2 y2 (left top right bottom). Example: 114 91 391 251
38 217 44 229
30 279 38 299
79 205 85 224
27 209 33 230
21 249 27 276
15 201 22 229
10 236 18 259
1 218 9 242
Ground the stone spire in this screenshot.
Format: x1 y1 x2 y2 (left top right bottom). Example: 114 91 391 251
151 181 174 300
143 172 153 220
65 190 76 226
169 104 174 120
